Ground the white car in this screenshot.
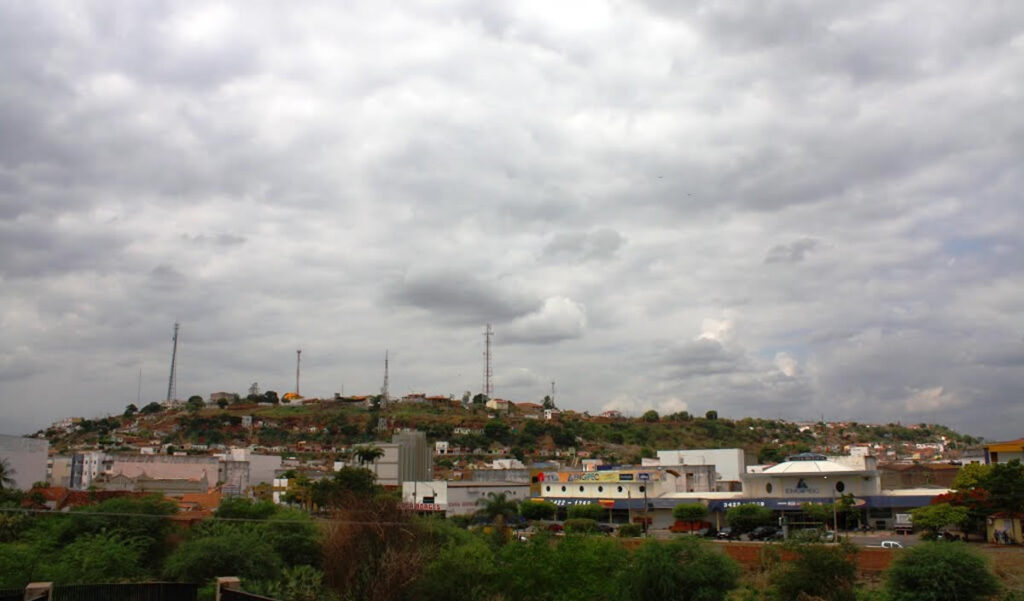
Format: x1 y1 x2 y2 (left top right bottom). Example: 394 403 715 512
880 540 904 549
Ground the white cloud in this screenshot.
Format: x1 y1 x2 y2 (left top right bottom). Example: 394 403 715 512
503 297 587 344
904 386 964 413
774 352 798 377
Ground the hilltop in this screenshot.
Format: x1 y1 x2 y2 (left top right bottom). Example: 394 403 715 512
39 396 980 467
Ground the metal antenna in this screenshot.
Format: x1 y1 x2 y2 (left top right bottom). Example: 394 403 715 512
381 350 390 407
483 324 493 398
166 322 179 403
296 349 302 396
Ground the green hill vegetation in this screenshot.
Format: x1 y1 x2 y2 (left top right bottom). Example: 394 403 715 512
41 396 979 466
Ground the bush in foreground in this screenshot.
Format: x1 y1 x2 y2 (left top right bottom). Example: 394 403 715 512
886 542 999 601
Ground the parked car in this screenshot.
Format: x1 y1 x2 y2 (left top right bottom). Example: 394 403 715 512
596 523 616 535
748 526 780 541
716 527 739 540
880 540 903 549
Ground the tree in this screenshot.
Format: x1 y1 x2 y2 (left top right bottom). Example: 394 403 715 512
472 393 488 405
0 459 16 491
911 503 968 539
40 531 148 584
542 395 555 410
123 403 138 417
216 497 278 520
981 459 1024 514
672 504 708 522
476 492 519 525
483 420 512 444
705 410 718 420
772 542 858 601
886 542 999 601
186 396 204 413
216 398 229 409
952 463 992 491
725 504 772 534
354 445 384 466
415 536 496 601
567 503 608 521
164 529 282 583
642 410 660 423
312 467 378 508
140 401 163 414
265 390 280 404
624 537 740 601
519 500 557 521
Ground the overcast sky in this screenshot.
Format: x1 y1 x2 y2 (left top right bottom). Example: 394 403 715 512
1 1 1022 441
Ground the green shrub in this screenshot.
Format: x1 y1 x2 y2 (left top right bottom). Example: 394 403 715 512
565 518 599 534
567 503 608 521
618 524 643 537
772 542 858 601
520 500 558 521
886 542 999 601
624 537 740 601
673 504 709 521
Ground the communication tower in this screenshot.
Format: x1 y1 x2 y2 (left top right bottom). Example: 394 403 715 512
483 323 493 398
166 322 179 403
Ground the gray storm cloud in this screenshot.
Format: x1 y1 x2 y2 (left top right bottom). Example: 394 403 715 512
0 0 1022 439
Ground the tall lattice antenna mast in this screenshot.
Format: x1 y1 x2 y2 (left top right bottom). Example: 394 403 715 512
295 349 302 396
483 323 493 398
166 322 179 403
381 350 390 406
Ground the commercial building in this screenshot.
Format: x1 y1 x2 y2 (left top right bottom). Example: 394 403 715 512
527 448 950 531
983 438 1024 465
401 480 531 516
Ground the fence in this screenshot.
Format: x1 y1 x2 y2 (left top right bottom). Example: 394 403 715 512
5 583 198 601
220 589 278 601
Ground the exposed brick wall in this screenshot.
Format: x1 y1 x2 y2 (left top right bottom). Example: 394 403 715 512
713 541 894 573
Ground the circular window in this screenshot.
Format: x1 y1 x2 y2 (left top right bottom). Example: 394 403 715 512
639 485 646 493
579 486 585 492
561 486 566 492
766 483 773 494
617 486 623 493
598 486 604 492
835 481 845 493
545 485 550 492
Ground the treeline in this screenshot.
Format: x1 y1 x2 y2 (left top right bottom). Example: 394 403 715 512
0 470 1014 601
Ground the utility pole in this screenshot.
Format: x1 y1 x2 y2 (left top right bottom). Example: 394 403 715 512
166 322 179 403
483 323 493 398
295 349 302 396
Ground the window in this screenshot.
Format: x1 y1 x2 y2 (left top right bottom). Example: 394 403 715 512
835 481 845 493
766 483 773 493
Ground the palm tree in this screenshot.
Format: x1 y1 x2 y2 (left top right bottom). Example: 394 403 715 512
0 458 16 491
354 445 384 467
475 492 519 525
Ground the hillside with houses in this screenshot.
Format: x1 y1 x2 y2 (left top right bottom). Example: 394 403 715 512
38 392 980 474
